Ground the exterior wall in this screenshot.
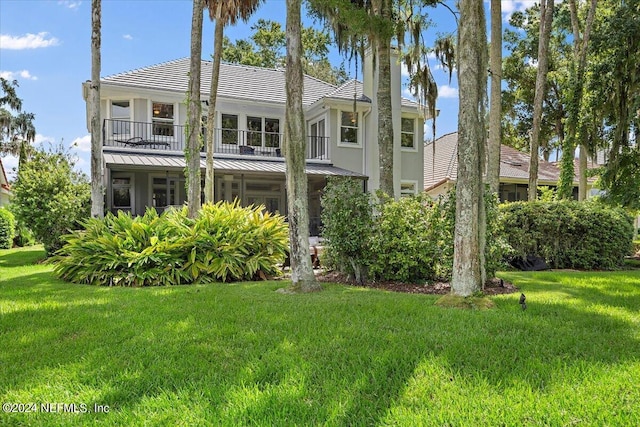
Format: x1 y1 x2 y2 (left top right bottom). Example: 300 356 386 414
0 190 10 207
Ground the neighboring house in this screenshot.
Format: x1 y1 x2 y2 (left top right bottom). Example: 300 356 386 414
0 158 11 207
84 49 425 234
424 132 593 201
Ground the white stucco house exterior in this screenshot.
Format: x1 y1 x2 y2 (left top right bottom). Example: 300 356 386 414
83 50 426 234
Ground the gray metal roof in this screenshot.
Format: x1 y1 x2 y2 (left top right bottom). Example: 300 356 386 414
102 59 421 109
103 152 365 178
103 59 338 106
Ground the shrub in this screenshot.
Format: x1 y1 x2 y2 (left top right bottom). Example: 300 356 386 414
0 207 15 249
11 147 90 255
320 177 374 283
369 194 450 282
500 200 634 269
51 201 289 286
320 183 509 284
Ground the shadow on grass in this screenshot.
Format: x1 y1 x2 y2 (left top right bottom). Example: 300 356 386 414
0 247 46 268
1 273 639 425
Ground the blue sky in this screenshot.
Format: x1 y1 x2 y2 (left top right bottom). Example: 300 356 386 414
0 0 534 180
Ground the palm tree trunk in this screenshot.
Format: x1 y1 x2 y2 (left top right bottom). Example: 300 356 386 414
528 0 553 202
90 0 104 218
285 0 320 292
186 0 204 218
205 14 224 204
452 0 487 297
374 0 394 198
487 0 502 194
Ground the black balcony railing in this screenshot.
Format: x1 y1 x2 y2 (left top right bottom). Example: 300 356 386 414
103 119 330 160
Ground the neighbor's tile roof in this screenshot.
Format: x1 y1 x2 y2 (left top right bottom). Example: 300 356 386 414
103 151 365 177
424 131 578 190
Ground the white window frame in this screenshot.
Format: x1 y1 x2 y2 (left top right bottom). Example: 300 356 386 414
309 117 328 159
338 110 361 148
219 113 239 146
109 99 132 136
400 180 418 197
151 101 176 139
400 116 417 152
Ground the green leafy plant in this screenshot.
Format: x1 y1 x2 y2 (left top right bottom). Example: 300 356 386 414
0 207 15 249
500 200 634 269
10 146 90 255
51 201 289 286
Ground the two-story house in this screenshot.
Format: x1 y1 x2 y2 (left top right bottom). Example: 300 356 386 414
83 49 425 234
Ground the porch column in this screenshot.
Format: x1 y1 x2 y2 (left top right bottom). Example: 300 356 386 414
224 174 234 203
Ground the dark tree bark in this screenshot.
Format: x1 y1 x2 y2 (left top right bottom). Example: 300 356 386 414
90 0 104 218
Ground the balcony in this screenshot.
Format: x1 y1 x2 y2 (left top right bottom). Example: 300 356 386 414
103 119 329 161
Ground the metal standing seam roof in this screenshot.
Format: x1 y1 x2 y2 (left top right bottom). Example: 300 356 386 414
104 59 340 107
103 152 365 178
102 58 421 109
424 131 580 190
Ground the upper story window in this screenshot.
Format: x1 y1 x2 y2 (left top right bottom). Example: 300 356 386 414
401 117 416 149
152 102 174 137
111 100 130 134
221 114 238 145
247 116 281 148
340 111 359 145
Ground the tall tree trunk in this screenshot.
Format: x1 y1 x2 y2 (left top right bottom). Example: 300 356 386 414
528 0 554 202
90 0 104 218
284 0 320 292
452 0 487 297
186 0 204 218
205 13 224 204
373 0 394 198
487 0 502 194
558 0 597 200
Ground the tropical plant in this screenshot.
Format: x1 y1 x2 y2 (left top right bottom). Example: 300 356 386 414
51 202 289 286
0 77 35 157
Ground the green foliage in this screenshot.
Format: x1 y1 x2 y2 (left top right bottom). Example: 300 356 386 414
0 207 15 249
500 200 634 269
11 146 90 255
321 181 509 283
369 194 451 282
222 19 349 85
320 177 373 281
51 202 289 286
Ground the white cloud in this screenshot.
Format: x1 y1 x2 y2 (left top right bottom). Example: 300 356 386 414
58 1 82 10
2 155 19 181
123 34 133 41
0 32 60 50
402 87 415 100
71 134 91 152
34 134 57 145
0 70 38 81
438 84 459 99
401 63 410 77
502 1 537 22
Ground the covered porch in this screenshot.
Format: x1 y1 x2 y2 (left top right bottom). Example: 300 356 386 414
103 151 366 236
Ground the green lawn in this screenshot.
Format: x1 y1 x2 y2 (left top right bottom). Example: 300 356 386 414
1 247 639 426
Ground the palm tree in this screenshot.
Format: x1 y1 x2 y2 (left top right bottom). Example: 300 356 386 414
203 0 264 203
186 0 205 218
90 0 104 218
528 0 554 202
284 0 320 292
487 0 502 194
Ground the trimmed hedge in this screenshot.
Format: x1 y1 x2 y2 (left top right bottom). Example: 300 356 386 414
51 202 289 286
500 201 634 270
0 208 15 249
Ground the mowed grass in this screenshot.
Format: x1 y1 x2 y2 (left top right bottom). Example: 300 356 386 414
1 247 639 426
